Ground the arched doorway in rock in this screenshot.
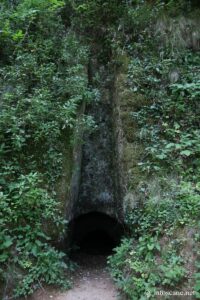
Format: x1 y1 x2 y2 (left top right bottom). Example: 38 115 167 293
68 212 124 255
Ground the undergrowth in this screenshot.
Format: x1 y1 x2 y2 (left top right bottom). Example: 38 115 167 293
0 0 94 297
108 1 200 299
109 181 200 299
0 0 200 298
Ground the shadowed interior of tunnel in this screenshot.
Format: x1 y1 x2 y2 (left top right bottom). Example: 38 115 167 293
68 212 124 256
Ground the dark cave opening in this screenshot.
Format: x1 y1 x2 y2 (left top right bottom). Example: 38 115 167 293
69 212 124 256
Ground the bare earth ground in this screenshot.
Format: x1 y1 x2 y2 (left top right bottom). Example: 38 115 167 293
30 254 120 300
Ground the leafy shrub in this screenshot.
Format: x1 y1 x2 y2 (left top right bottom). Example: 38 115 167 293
0 0 94 298
128 49 200 179
0 172 72 297
109 4 200 296
109 183 200 299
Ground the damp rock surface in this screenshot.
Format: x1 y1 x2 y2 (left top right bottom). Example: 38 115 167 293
29 255 119 300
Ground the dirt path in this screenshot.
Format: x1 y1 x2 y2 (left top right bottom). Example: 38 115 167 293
30 255 119 300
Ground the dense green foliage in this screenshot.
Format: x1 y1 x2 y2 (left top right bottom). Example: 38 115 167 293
0 0 200 299
0 173 71 297
129 51 200 177
107 1 200 299
109 182 200 299
0 0 94 297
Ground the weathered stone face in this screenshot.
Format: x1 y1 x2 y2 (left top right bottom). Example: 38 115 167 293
62 54 146 222
61 52 148 224
74 63 122 219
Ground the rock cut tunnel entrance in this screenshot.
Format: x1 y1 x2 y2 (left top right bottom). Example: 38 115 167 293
69 212 124 255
